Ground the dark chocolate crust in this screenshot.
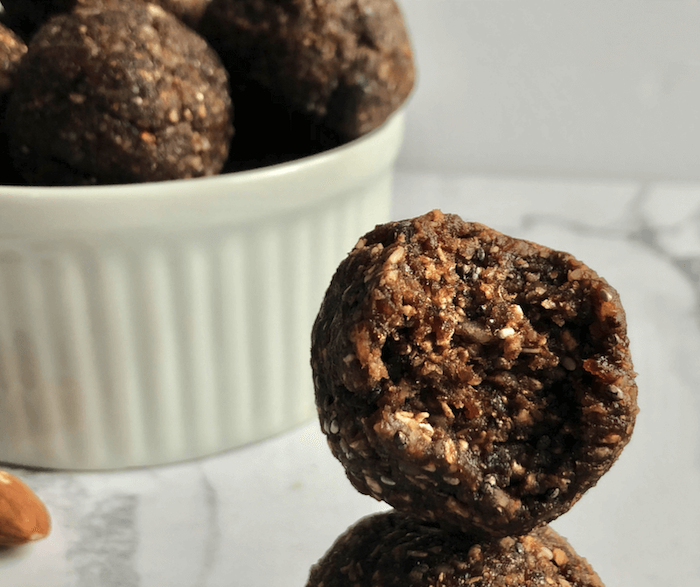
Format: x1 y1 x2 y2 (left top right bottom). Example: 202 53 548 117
6 0 233 185
311 210 638 538
306 511 604 587
199 0 414 140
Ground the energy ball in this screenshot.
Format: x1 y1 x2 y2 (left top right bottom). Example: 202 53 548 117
6 0 233 185
311 210 638 538
199 0 414 141
306 511 604 587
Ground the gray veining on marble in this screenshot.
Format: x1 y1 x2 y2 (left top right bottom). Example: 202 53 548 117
1 180 699 587
638 187 700 326
194 467 221 587
68 495 140 587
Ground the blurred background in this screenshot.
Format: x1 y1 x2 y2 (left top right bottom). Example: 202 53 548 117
396 0 700 182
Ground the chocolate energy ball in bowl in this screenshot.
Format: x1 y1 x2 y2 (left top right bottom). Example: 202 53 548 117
6 0 233 185
0 103 405 470
307 510 604 587
312 210 639 538
199 0 415 141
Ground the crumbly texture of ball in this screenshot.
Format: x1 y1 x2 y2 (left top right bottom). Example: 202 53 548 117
199 0 414 141
312 210 638 538
6 0 233 185
307 511 604 587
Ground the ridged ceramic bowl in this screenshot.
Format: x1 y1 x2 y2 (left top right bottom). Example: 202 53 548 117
0 111 404 470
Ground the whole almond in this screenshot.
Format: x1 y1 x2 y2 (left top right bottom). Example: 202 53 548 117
0 470 51 546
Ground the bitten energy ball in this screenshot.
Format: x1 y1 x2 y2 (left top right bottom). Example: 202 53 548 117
200 0 414 141
306 511 604 587
312 210 638 538
6 0 233 185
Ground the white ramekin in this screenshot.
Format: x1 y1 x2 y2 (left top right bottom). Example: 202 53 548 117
0 111 404 470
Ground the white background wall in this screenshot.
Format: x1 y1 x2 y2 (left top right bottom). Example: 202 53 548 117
396 0 700 181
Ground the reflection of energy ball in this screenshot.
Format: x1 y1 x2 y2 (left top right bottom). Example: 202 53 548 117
200 0 414 141
312 210 639 538
307 511 604 587
6 0 233 185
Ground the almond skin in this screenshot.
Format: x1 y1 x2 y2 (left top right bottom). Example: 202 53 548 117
0 470 51 546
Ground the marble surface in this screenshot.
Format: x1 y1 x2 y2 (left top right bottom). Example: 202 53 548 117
2 175 699 586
